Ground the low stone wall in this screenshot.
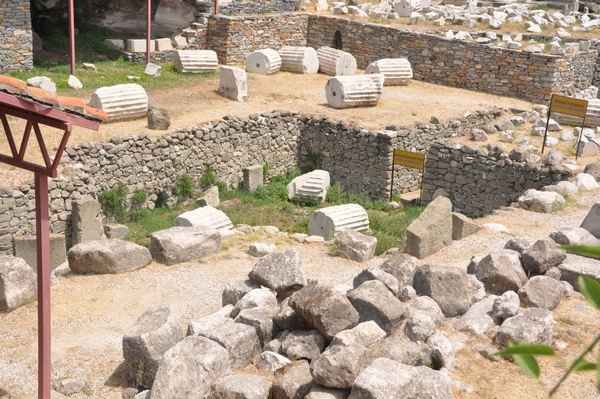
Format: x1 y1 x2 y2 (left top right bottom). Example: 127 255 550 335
421 141 573 218
207 14 308 64
219 0 300 15
307 15 597 103
0 0 33 72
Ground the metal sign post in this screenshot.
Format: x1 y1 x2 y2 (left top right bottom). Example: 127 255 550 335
390 149 425 203
0 91 100 399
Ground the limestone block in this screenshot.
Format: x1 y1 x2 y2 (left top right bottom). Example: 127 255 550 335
451 212 481 240
245 49 282 75
309 204 369 240
518 276 564 310
287 169 330 202
173 205 234 232
149 226 222 266
103 39 124 50
123 306 183 388
273 361 314 398
558 254 600 290
495 308 553 347
154 38 173 52
104 223 129 239
88 84 148 122
351 358 419 398
317 46 357 76
219 66 247 102
413 264 471 317
0 255 37 312
248 248 306 296
212 375 272 399
68 239 152 274
145 63 162 77
405 196 452 259
172 36 187 48
325 74 384 109
127 39 155 53
244 164 264 192
71 199 103 246
337 229 377 263
222 279 261 306
278 46 320 74
196 186 220 208
174 50 218 73
13 234 66 273
365 58 413 86
581 202 600 238
347 279 407 334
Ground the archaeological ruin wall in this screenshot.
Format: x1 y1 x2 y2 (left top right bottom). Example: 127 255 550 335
421 140 573 218
0 0 33 72
219 0 300 15
306 16 596 104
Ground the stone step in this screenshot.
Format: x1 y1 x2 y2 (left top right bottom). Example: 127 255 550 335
174 50 218 73
309 204 369 240
288 170 330 202
278 46 319 74
316 46 357 76
87 83 148 122
325 74 384 109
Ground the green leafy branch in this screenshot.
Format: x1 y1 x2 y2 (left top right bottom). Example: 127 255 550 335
496 244 600 397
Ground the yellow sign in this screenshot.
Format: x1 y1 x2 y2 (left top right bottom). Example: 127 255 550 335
393 149 425 170
549 95 588 118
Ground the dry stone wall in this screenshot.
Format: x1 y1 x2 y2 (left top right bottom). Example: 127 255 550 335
307 16 597 103
421 141 572 218
0 0 33 72
219 0 300 15
0 108 532 256
207 14 308 64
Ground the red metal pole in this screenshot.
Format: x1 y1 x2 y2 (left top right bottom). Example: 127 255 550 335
146 0 152 64
68 0 75 75
215 0 219 15
35 172 51 399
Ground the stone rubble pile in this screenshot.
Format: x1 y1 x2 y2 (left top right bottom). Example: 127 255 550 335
117 200 600 398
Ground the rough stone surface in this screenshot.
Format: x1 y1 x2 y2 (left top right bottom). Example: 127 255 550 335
310 342 372 389
405 196 453 259
211 374 272 399
452 212 481 240
122 306 183 389
405 296 445 326
256 350 292 373
272 360 314 399
518 276 564 310
413 264 471 317
249 248 306 296
234 306 277 347
232 287 277 318
372 337 432 366
352 269 399 297
396 366 455 399
550 227 600 246
405 312 436 342
349 358 418 399
281 330 327 361
347 279 407 334
219 65 248 101
379 253 420 288
517 189 566 213
0 255 36 312
522 238 567 275
289 283 360 341
495 308 554 347
149 226 221 266
476 250 528 294
337 229 377 263
558 254 600 290
151 336 231 399
492 291 520 320
454 296 497 336
330 321 386 348
68 239 152 274
222 279 261 306
581 202 600 239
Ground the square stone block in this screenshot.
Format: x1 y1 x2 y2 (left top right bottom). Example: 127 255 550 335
127 39 155 53
155 38 173 52
13 234 66 272
243 164 264 193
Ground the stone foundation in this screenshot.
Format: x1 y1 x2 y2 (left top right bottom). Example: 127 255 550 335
0 0 33 72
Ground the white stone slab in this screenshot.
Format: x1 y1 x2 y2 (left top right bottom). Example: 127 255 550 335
87 83 148 122
219 66 248 102
127 39 155 53
155 38 173 52
325 74 384 109
287 170 330 202
174 50 218 74
309 204 369 240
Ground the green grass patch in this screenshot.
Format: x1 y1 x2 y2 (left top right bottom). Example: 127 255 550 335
123 205 188 247
367 206 424 255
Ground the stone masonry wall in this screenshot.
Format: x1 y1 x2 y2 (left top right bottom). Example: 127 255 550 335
421 141 572 218
0 0 33 72
307 15 596 103
0 108 521 255
219 0 300 15
207 14 308 64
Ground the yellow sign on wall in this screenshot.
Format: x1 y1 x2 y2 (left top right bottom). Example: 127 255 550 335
393 149 425 170
549 95 588 118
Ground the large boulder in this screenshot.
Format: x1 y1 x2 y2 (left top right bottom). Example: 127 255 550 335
310 341 372 389
517 189 565 213
149 226 221 266
550 227 600 246
211 374 272 399
372 337 433 367
249 248 306 297
68 239 151 274
352 269 399 297
476 250 528 294
234 306 277 347
495 308 554 347
521 238 567 275
289 283 360 341
272 360 314 399
151 336 231 399
581 202 600 239
346 280 407 334
349 358 418 399
379 253 420 288
584 162 600 181
574 173 600 191
405 196 453 259
558 254 600 290
337 229 377 263
231 287 277 318
222 279 261 306
0 255 37 312
396 366 455 399
281 330 327 361
331 321 386 348
405 296 444 326
122 306 182 389
518 276 564 310
413 264 471 317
